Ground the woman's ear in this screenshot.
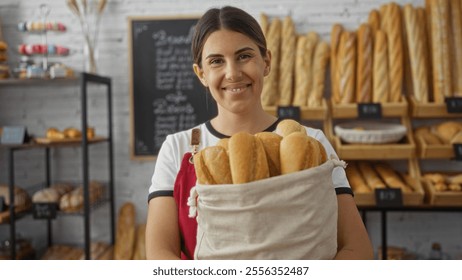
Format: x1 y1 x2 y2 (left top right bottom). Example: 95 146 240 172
193 64 208 87
263 50 272 77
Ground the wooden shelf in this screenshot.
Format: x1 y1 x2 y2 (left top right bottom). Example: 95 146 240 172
1 136 108 150
408 96 462 118
263 99 328 120
330 100 408 118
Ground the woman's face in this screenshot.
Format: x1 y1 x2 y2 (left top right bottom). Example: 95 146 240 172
193 29 270 115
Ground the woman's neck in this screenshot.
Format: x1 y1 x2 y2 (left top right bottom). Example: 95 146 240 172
210 110 278 136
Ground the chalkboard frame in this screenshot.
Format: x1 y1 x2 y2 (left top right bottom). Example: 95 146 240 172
128 15 216 160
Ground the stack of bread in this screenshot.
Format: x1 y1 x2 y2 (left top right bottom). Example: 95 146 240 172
32 183 73 203
194 119 327 185
59 181 104 212
414 120 462 145
424 173 462 192
45 126 95 140
259 14 330 108
346 161 414 194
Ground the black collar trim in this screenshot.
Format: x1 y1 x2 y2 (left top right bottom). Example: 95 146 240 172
205 118 281 139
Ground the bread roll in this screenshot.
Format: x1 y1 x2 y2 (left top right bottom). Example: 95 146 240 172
261 18 281 106
308 41 330 107
432 121 462 143
114 202 136 260
278 16 296 106
430 0 452 103
280 132 321 174
346 162 371 193
403 4 429 103
374 163 413 193
330 23 344 104
228 132 269 184
337 31 356 104
373 30 390 103
63 127 81 138
193 146 232 185
451 131 462 144
448 183 462 191
424 173 446 184
414 126 443 145
275 119 306 137
46 127 65 139
358 161 386 189
255 132 282 177
356 23 373 103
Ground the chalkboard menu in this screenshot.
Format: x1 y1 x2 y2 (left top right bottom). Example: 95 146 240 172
129 16 217 159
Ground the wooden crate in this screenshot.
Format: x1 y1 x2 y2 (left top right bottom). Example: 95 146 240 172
422 176 462 207
408 96 462 118
414 134 454 159
263 98 327 120
330 100 408 118
353 160 424 206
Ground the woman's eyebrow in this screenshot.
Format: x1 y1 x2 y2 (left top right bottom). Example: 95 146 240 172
205 47 256 60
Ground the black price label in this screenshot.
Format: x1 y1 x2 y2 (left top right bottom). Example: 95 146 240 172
0 196 5 212
375 188 403 207
277 106 301 121
357 103 382 119
453 144 462 161
445 97 462 113
33 203 57 219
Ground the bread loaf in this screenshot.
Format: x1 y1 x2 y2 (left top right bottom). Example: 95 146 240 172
330 24 344 105
385 2 404 102
275 119 305 137
261 18 281 106
403 4 429 103
430 0 452 103
280 132 321 175
114 202 136 260
255 132 282 177
0 185 31 207
358 161 386 189
432 121 462 143
337 31 356 104
278 16 296 106
193 146 232 184
32 183 73 203
293 32 319 106
228 132 269 184
46 127 65 139
59 181 104 212
308 41 330 107
346 162 371 193
132 224 146 260
373 30 390 103
374 163 413 193
356 23 373 103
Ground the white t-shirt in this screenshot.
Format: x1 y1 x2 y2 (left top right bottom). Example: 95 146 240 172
148 121 352 201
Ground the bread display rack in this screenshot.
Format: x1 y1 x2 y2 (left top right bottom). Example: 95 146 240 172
0 73 115 260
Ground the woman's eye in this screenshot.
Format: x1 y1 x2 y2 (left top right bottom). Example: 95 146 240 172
209 58 223 65
238 53 252 60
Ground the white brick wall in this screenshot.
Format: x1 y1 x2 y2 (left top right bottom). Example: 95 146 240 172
1 0 461 259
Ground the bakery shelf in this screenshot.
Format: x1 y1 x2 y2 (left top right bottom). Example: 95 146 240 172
414 134 455 159
421 174 462 207
263 98 328 120
408 96 462 118
330 100 408 118
1 137 109 150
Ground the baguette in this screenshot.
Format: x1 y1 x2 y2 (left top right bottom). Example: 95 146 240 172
330 23 344 104
293 32 319 106
255 132 282 177
450 0 462 96
385 2 404 102
114 202 136 260
356 23 373 103
228 132 269 184
346 162 371 193
275 119 306 137
278 16 296 106
132 224 146 260
337 31 356 104
261 18 281 106
373 30 390 103
414 126 443 145
374 163 413 193
358 161 386 189
193 146 232 184
307 41 330 107
260 13 269 36
403 4 429 103
368 9 381 38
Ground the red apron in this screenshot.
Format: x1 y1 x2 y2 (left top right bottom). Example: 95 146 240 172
173 152 197 260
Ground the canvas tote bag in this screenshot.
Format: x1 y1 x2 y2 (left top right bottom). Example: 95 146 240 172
188 158 345 260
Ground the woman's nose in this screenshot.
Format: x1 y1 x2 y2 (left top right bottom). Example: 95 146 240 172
225 62 242 81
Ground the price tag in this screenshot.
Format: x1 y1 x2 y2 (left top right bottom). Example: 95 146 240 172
358 103 382 119
445 97 462 113
0 196 5 212
277 106 301 121
33 203 57 219
374 188 403 207
453 144 462 161
0 126 29 144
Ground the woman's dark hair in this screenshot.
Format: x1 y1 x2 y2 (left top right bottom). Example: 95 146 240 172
191 6 267 67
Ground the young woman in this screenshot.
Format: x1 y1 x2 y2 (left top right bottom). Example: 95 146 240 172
146 6 373 260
